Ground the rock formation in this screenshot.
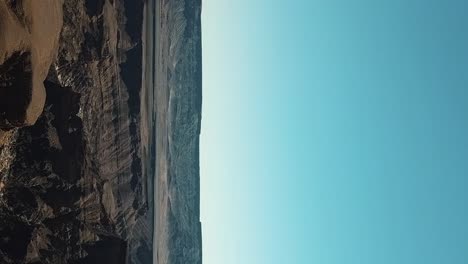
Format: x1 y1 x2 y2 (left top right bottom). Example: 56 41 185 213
0 0 202 263
0 0 150 263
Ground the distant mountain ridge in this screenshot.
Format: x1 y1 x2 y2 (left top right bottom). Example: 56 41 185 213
153 0 202 263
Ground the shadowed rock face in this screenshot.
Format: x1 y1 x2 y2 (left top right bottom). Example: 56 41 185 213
0 81 85 263
0 51 32 129
0 0 63 130
74 236 128 264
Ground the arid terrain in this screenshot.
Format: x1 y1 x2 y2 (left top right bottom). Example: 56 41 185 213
0 0 202 263
152 0 202 263
0 0 62 140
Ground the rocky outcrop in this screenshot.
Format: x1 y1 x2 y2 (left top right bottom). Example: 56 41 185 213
0 51 32 129
0 0 151 263
0 0 203 263
1 81 84 264
0 0 63 129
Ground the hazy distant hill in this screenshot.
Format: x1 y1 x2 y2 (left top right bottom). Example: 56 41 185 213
153 0 202 263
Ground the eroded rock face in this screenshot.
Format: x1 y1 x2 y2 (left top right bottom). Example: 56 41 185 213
0 0 150 263
0 0 62 130
0 51 32 129
0 0 203 263
0 81 82 263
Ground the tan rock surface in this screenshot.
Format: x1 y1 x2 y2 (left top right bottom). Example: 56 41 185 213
0 0 62 133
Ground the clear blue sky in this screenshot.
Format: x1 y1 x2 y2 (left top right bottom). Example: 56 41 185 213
201 0 468 263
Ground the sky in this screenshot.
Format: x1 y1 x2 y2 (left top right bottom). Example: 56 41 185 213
200 1 468 263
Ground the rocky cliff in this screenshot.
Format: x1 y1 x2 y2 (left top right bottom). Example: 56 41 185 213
0 0 151 263
0 0 202 263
